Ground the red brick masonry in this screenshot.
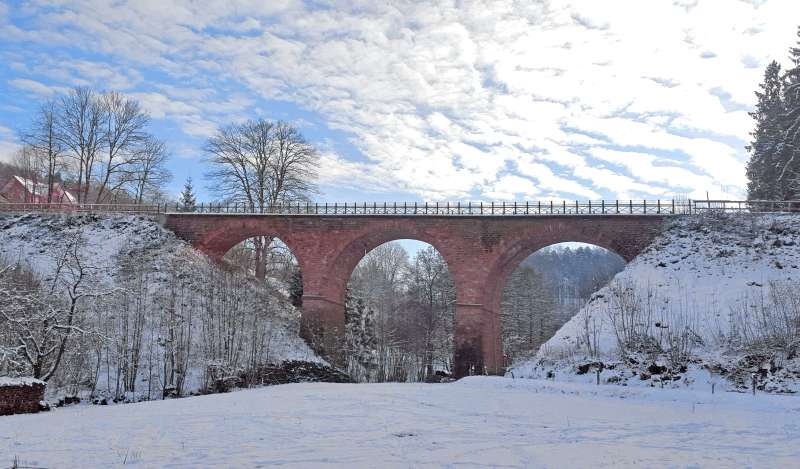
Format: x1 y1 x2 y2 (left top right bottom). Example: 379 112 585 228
0 378 46 416
162 214 666 377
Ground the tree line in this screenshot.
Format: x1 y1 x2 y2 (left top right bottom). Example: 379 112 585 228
344 242 624 380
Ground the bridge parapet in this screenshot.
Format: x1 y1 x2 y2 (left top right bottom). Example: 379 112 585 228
3 199 800 216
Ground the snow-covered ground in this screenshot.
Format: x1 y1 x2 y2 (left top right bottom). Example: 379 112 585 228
512 213 800 393
1 377 798 468
0 213 319 397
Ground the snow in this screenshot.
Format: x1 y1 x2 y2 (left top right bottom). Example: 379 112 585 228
511 213 800 391
0 377 45 388
0 213 321 394
1 377 799 468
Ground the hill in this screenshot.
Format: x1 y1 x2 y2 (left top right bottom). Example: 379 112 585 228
0 213 318 400
510 213 800 394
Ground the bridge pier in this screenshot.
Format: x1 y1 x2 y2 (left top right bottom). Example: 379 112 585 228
299 295 346 365
453 304 504 378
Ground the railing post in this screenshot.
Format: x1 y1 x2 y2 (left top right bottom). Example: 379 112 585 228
589 200 592 214
629 200 632 214
657 199 661 214
575 200 578 214
491 201 494 215
601 200 604 214
643 199 647 214
562 200 566 214
480 202 483 215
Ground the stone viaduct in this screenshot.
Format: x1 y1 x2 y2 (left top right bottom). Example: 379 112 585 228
161 212 667 377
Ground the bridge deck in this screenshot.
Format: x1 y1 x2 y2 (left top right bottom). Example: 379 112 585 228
0 200 798 216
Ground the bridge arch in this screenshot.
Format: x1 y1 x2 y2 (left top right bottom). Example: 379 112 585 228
162 212 666 377
483 224 631 318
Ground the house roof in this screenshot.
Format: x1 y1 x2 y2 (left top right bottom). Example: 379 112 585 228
8 176 77 203
13 176 49 196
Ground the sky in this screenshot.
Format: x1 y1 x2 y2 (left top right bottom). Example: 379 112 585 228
1 0 799 204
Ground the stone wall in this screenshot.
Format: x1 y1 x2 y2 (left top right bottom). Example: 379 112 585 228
0 378 46 416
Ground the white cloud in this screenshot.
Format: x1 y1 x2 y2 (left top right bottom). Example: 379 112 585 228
0 125 18 163
8 78 67 96
2 0 798 200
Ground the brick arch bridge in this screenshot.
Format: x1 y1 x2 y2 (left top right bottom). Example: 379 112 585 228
161 212 666 377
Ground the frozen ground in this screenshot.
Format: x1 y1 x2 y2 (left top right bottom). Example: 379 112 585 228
2 377 799 468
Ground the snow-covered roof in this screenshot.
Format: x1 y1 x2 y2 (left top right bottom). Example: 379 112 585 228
6 176 77 203
13 175 49 196
0 377 46 387
59 185 77 203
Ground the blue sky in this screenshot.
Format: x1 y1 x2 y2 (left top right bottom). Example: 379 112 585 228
1 0 799 204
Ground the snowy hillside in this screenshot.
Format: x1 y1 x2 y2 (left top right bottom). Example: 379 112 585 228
511 213 800 393
0 213 319 398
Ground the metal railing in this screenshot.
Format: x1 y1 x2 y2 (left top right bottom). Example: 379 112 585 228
0 200 799 216
0 202 162 214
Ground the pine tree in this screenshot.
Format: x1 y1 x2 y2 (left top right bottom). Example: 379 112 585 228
775 27 800 200
178 177 197 212
746 61 784 200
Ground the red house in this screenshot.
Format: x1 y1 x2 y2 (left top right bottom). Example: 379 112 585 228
0 176 77 204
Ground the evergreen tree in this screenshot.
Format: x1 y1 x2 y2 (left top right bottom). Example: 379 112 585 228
746 61 784 200
747 27 800 202
775 27 800 200
178 177 197 212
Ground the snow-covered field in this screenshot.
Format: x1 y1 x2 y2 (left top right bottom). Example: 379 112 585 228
2 377 799 468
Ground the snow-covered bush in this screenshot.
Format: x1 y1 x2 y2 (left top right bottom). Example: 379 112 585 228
728 280 800 357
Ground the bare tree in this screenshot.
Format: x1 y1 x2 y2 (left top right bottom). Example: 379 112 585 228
206 119 318 278
129 136 172 204
57 87 107 203
0 235 104 381
95 92 149 203
21 100 65 202
12 145 44 201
